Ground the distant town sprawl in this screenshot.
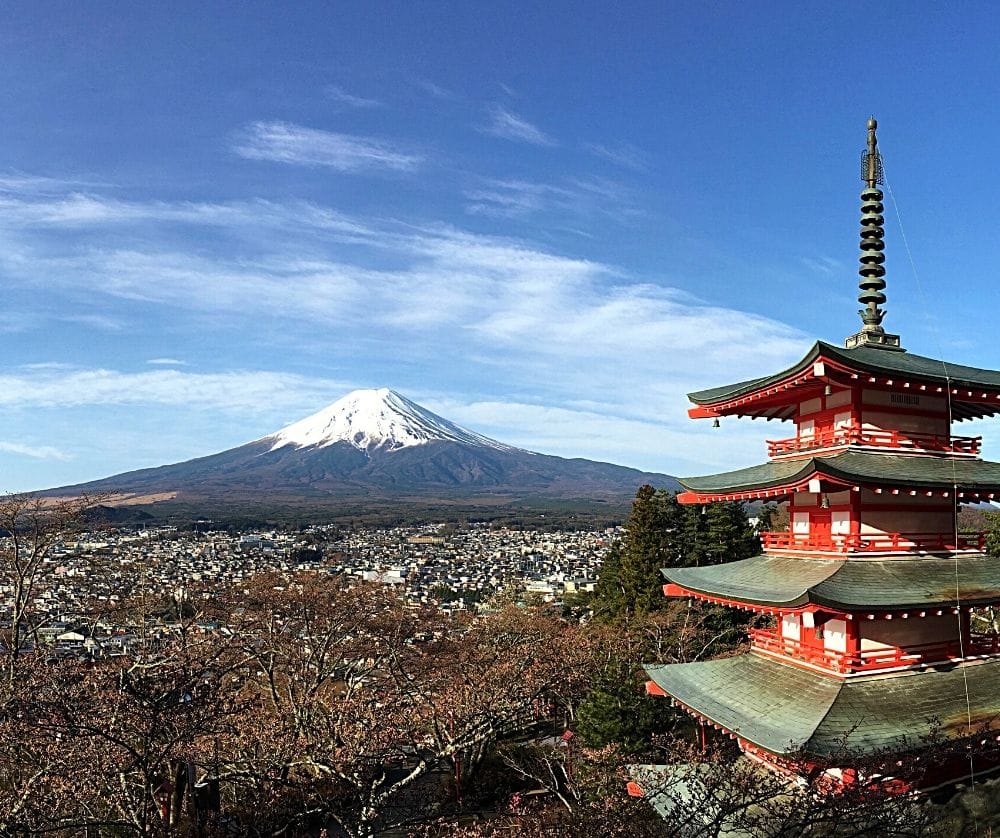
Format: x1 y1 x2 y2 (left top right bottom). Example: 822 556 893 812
2 522 614 659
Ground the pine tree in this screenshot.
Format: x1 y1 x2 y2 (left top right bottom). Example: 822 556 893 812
984 510 1000 558
594 485 685 618
682 501 758 566
576 654 675 751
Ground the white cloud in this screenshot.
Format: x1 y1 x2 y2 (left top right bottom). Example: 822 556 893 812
325 85 383 108
0 185 808 478
0 368 350 416
0 197 806 405
0 172 109 195
146 358 188 366
0 441 71 461
480 106 555 146
233 121 421 172
61 313 126 331
464 176 638 221
412 78 455 100
583 141 649 171
802 255 844 275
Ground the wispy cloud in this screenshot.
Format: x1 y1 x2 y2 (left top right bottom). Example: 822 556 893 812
0 441 71 461
0 192 388 246
429 398 767 475
584 141 649 171
0 368 350 416
146 358 188 366
325 85 383 108
0 172 109 195
233 121 421 172
480 106 555 146
802 255 843 275
464 176 639 221
0 196 804 397
62 313 126 331
0 185 807 476
412 78 456 100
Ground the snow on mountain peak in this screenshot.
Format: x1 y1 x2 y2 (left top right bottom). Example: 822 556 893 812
266 388 520 454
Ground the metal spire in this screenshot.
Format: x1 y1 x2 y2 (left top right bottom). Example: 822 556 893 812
846 117 902 351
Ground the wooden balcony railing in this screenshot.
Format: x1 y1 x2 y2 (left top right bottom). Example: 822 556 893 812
761 531 985 554
749 627 1000 674
767 424 981 458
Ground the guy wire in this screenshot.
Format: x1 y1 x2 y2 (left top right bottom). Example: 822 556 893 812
883 156 977 789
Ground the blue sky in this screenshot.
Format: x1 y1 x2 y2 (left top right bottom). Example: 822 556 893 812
5 2 1000 492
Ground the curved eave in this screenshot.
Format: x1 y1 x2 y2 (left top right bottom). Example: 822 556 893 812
687 341 1000 421
645 654 1000 758
678 452 1000 501
662 553 1000 611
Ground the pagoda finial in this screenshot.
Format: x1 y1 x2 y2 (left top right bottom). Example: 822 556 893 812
846 117 902 351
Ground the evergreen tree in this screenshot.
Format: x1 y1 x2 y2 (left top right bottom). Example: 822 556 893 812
984 510 1000 558
755 502 788 536
576 654 675 752
683 501 759 566
594 485 685 618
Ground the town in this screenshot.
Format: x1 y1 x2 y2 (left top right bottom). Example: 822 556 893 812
3 522 614 660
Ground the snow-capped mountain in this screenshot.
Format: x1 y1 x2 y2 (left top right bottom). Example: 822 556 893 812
45 389 678 513
266 388 518 454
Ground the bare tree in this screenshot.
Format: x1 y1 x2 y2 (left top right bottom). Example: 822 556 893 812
0 493 95 690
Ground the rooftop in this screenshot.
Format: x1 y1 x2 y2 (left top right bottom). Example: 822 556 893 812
662 553 1000 611
678 450 1000 498
688 341 1000 422
645 653 1000 757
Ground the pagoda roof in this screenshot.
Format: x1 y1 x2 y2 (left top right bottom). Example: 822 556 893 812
689 341 1000 421
645 653 1000 757
662 553 1000 611
678 451 1000 499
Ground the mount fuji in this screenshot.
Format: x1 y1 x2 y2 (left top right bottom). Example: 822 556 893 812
44 389 678 515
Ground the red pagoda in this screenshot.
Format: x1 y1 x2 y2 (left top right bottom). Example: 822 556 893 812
644 118 1000 787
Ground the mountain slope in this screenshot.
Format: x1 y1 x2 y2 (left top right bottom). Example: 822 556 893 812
44 389 679 506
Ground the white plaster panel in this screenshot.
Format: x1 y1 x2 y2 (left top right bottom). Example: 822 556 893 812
792 513 810 534
860 616 958 649
799 398 823 417
831 511 851 534
860 511 953 535
781 613 801 640
862 411 948 435
862 390 946 411
824 619 847 653
826 390 852 409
